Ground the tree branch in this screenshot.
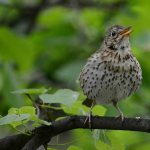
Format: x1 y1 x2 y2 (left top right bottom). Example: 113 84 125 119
0 116 149 150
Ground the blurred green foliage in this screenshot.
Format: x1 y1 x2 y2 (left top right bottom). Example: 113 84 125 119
0 0 150 150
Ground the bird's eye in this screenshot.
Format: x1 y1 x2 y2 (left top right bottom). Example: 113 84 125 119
111 31 116 37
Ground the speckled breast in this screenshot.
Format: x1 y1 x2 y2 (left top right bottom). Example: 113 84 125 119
79 52 142 105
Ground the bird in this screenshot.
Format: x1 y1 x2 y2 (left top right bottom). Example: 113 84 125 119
78 25 142 121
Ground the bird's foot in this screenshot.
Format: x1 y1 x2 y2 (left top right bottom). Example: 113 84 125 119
83 101 95 130
83 112 93 130
112 100 125 122
115 114 125 122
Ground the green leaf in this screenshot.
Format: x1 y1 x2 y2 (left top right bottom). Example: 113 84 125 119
93 129 101 141
107 132 125 150
63 101 85 115
1 107 37 127
11 87 50 95
0 114 30 126
92 105 106 116
8 108 19 114
18 106 36 115
39 89 79 107
47 148 56 150
67 145 83 150
95 140 112 150
93 129 100 140
132 142 150 150
8 106 36 115
93 130 110 146
4 106 51 127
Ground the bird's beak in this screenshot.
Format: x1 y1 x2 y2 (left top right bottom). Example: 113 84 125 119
119 26 132 37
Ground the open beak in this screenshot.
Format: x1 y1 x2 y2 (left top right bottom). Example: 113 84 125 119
119 26 132 37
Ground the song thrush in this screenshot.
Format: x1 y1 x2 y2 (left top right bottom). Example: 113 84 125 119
79 25 142 120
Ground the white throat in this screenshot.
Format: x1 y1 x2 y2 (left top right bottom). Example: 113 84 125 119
118 37 130 55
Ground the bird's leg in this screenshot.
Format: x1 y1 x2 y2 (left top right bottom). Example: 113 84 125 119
112 100 124 121
84 100 95 130
89 101 95 129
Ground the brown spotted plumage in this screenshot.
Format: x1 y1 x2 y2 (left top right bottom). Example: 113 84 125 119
79 25 142 120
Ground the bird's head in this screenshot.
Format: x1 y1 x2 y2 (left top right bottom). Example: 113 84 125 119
104 25 132 52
